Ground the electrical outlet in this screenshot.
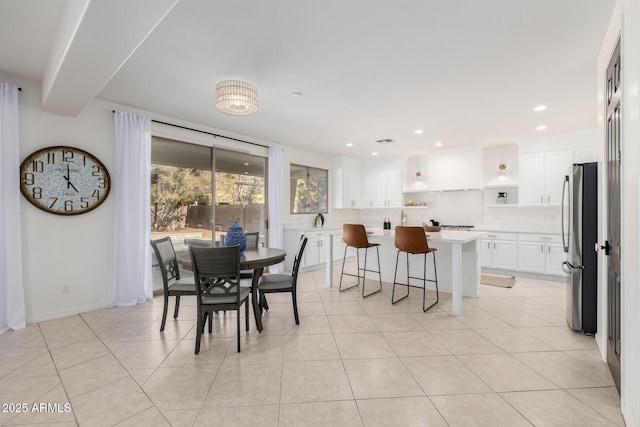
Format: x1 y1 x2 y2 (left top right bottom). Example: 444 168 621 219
61 284 71 294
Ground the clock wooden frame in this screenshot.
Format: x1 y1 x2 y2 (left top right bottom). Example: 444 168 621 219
19 145 111 215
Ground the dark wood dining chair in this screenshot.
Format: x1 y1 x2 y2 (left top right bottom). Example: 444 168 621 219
392 226 439 312
258 236 308 324
339 224 382 298
190 245 250 353
240 232 261 279
150 237 196 332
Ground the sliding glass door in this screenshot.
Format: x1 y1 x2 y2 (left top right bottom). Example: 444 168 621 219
150 137 267 280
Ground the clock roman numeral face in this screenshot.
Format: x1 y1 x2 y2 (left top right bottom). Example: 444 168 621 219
20 146 111 215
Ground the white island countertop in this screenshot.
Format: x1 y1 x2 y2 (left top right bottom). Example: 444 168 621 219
365 228 487 244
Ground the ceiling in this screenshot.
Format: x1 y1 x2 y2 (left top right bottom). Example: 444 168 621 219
0 0 616 159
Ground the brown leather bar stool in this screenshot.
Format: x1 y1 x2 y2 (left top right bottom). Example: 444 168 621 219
392 226 439 311
339 224 382 298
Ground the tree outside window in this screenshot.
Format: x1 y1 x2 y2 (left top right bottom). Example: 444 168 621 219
290 164 328 214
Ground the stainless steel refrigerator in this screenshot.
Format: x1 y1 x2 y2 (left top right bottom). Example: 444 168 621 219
561 162 598 335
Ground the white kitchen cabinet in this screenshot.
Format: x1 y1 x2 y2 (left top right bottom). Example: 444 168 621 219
304 235 329 268
362 168 402 208
480 233 517 270
546 242 566 276
284 229 350 271
333 168 362 208
518 234 566 276
519 150 571 206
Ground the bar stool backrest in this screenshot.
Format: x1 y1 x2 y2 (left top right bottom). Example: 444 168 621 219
343 224 370 248
395 226 430 253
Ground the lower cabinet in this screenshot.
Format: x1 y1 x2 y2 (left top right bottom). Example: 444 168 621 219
283 229 347 271
303 235 329 268
517 234 566 276
480 233 517 270
480 231 567 277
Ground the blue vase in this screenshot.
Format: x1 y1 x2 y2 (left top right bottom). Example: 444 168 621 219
225 221 247 252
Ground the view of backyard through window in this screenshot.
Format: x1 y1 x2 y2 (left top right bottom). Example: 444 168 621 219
290 164 328 214
150 138 266 265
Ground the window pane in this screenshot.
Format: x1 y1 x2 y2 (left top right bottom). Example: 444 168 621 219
214 149 266 247
307 167 328 212
290 164 328 214
290 164 308 213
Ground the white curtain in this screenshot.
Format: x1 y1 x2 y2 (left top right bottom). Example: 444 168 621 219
0 83 25 333
112 111 152 306
268 146 284 273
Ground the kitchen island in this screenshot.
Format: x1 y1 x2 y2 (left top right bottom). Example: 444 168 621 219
328 228 487 315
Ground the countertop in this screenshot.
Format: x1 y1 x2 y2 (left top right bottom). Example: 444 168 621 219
366 228 487 244
473 225 561 235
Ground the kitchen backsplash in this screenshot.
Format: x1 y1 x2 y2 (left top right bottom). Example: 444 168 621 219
284 191 560 232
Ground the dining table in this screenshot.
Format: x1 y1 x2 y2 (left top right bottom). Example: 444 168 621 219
178 247 286 332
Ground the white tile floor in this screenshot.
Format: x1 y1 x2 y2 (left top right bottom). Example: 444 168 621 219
0 267 625 426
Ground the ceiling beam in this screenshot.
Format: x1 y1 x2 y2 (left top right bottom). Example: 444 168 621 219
41 0 180 116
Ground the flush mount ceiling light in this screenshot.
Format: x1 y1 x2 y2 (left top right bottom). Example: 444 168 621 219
215 80 258 116
414 129 424 134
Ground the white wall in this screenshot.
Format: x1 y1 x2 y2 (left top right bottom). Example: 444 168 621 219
3 75 117 323
597 1 640 425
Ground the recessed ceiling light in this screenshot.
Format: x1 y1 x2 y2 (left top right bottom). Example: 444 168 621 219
533 105 547 112
536 125 547 130
414 129 424 134
371 152 379 156
345 143 353 147
434 142 444 147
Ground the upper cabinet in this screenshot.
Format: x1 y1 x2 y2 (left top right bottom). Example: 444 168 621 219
519 150 572 206
333 167 362 208
332 157 403 209
363 168 402 208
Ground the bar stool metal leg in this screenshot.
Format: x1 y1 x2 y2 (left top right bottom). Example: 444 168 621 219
362 246 382 298
339 244 360 292
392 250 409 304
423 251 439 312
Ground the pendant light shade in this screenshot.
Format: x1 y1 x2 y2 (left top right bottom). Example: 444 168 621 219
215 80 258 116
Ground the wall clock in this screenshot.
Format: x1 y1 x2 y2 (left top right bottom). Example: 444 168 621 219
20 146 111 215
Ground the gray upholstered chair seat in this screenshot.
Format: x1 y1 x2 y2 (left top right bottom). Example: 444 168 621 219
168 279 196 292
257 274 293 291
202 287 251 305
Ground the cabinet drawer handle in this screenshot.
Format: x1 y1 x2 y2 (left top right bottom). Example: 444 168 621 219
540 237 552 240
540 245 543 253
487 234 496 238
548 246 551 253
548 195 551 204
540 195 543 204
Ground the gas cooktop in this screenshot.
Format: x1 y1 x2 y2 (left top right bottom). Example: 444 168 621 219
440 225 475 231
